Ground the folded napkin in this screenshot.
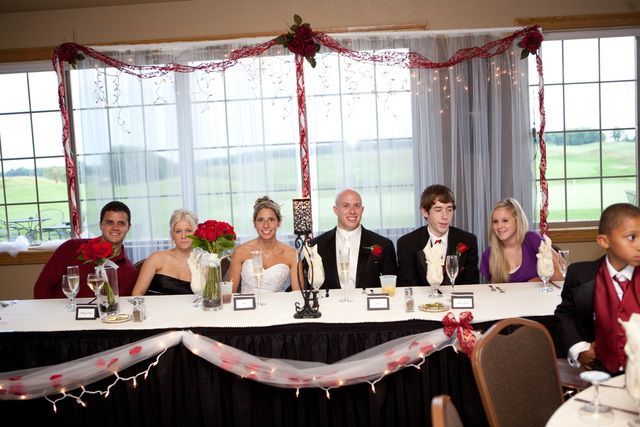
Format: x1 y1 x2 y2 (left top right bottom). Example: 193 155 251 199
0 235 29 256
303 241 324 289
623 313 640 402
536 234 554 278
423 241 444 285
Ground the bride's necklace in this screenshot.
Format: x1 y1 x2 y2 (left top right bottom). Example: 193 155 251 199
257 244 276 258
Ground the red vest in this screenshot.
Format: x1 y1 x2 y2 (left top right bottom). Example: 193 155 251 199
593 262 640 372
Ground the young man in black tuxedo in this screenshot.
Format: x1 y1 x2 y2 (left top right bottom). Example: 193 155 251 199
311 189 397 290
397 184 479 286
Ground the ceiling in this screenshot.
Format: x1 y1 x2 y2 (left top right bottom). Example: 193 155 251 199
0 0 187 14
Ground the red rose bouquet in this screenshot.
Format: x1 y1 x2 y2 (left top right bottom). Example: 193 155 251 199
188 220 236 308
275 14 321 68
77 237 114 264
77 237 117 305
188 220 236 254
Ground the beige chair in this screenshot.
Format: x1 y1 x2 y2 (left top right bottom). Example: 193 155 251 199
431 394 464 427
471 318 564 427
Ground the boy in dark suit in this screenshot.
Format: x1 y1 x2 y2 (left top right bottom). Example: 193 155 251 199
311 189 397 290
555 203 640 373
397 184 479 286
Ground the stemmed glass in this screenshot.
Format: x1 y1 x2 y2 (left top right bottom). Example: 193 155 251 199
427 270 443 298
445 255 459 290
87 272 102 303
558 250 570 281
67 265 80 295
338 247 352 303
578 370 614 423
61 274 79 311
251 250 265 306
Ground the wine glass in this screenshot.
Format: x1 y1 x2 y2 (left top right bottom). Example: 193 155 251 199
87 272 102 303
61 274 77 311
558 250 570 280
578 370 614 423
537 260 554 293
338 247 352 302
251 250 265 306
445 255 459 290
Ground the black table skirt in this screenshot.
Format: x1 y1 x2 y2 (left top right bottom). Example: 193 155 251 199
0 316 558 427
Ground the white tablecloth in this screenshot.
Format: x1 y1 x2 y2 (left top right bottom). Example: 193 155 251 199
547 374 637 426
0 282 560 332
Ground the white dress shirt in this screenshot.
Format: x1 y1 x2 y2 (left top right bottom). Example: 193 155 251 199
335 226 362 289
568 257 635 368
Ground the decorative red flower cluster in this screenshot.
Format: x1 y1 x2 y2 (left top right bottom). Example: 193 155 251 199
77 237 114 264
194 220 236 243
517 29 544 59
189 219 237 254
275 15 321 67
456 242 469 257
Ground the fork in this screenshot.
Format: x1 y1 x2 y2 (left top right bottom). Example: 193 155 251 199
496 286 506 293
488 285 497 292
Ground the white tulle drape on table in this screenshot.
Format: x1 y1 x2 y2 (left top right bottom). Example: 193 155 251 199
68 29 533 262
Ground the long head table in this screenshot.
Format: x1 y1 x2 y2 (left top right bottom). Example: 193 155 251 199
0 283 561 427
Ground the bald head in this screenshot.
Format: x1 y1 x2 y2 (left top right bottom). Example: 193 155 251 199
333 189 364 231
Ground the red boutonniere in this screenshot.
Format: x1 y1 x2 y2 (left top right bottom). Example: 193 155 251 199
365 244 384 260
456 242 469 257
517 28 543 59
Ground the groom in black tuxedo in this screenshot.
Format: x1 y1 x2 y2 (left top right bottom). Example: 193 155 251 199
397 184 479 286
310 189 397 289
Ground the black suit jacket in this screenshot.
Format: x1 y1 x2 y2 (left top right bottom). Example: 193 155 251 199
554 257 603 355
396 225 479 286
310 226 397 289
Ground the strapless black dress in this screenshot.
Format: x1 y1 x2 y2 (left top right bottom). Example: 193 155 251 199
146 274 192 295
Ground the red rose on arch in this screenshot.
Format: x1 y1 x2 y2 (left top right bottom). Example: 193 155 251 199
287 37 305 56
517 29 543 58
295 24 313 41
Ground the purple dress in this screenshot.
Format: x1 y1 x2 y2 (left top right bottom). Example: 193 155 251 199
480 231 543 283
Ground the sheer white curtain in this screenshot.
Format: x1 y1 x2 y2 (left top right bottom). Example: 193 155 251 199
407 30 533 250
68 30 532 262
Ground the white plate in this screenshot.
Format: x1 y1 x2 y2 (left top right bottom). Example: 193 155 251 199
101 313 132 323
419 303 450 313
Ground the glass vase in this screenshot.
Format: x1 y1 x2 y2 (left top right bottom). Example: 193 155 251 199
96 265 119 319
201 265 222 311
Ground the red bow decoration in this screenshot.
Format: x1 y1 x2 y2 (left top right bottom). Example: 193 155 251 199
442 311 477 357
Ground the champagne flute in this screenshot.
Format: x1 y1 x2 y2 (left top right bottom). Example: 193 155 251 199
251 250 265 306
67 265 80 297
61 274 75 311
338 247 351 303
558 250 570 280
445 255 459 290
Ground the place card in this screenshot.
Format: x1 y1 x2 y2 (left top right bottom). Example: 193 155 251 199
233 295 256 311
451 292 474 309
76 305 98 320
367 295 390 310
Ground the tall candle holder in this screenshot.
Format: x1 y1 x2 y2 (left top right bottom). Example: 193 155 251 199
292 198 321 319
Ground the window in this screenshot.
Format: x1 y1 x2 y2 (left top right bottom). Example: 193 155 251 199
0 63 70 243
529 30 639 224
69 44 414 259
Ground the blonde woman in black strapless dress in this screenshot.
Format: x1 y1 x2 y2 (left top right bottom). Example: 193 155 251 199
132 209 198 295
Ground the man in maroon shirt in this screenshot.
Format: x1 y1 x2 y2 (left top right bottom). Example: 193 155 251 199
33 201 139 299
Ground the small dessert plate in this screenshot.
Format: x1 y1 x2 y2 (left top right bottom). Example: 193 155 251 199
101 313 132 323
419 303 450 313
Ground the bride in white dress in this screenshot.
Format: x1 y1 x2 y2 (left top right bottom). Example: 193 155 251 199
228 196 301 293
